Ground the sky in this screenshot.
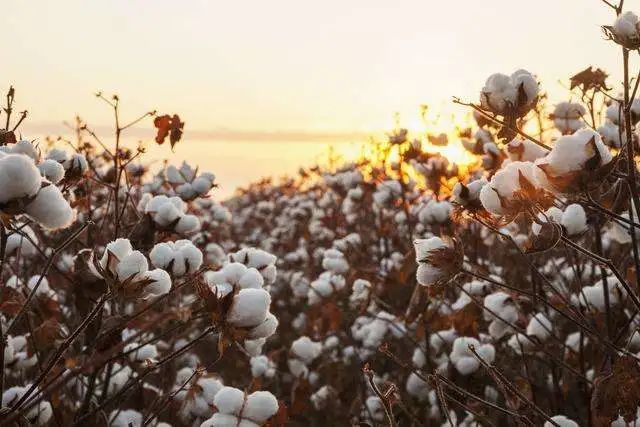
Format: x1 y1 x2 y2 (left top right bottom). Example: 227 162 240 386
5 0 640 196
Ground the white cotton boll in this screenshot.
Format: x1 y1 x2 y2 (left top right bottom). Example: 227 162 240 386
532 206 563 235
248 312 278 339
12 140 39 160
126 343 158 362
109 409 143 427
479 161 538 215
176 183 197 200
227 289 271 328
46 148 69 164
250 355 273 378
192 176 214 194
175 214 200 234
206 243 226 267
612 11 640 47
291 336 322 364
154 202 182 227
65 153 88 174
24 184 76 230
238 268 265 289
561 204 588 236
506 137 548 162
141 269 172 298
484 292 518 339
598 121 623 148
175 240 203 273
288 358 309 378
149 243 175 269
526 313 552 341
38 159 65 183
406 372 429 401
242 391 279 423
5 226 38 257
412 348 427 368
544 415 579 427
322 248 349 274
214 386 246 414
101 238 133 269
552 102 586 134
311 386 333 410
115 250 148 281
534 129 612 191
199 376 225 404
0 154 42 205
450 336 494 376
480 70 538 115
27 275 52 296
166 164 187 184
350 279 371 305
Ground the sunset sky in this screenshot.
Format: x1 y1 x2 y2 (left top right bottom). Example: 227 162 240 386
6 0 640 196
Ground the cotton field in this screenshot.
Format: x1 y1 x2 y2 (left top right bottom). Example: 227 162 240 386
4 3 640 427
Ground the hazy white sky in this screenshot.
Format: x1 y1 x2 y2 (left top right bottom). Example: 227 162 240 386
6 0 640 136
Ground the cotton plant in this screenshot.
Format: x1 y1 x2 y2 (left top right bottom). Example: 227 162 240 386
0 151 75 230
149 239 203 277
534 128 613 195
480 69 538 118
173 367 224 422
201 387 279 427
164 161 216 201
139 194 201 234
2 384 53 425
200 254 279 345
550 102 586 134
288 336 323 378
96 238 172 298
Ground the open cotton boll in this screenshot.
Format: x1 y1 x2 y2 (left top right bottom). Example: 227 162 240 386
250 355 276 378
115 250 148 281
552 102 586 134
5 225 38 257
141 269 172 298
0 154 43 204
27 275 53 296
526 312 552 341
248 312 278 339
242 391 279 423
38 159 65 183
531 206 563 235
175 214 201 234
10 140 39 160
450 337 495 376
533 129 612 193
350 279 371 305
125 342 158 362
109 409 143 427
561 203 588 236
321 248 349 274
414 237 461 287
611 11 640 49
452 178 487 206
100 238 133 269
25 184 76 230
598 121 623 148
406 372 429 401
64 153 89 174
291 336 322 364
214 386 246 414
479 161 539 215
227 289 271 328
483 292 518 339
544 415 579 427
480 70 538 115
506 137 547 162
